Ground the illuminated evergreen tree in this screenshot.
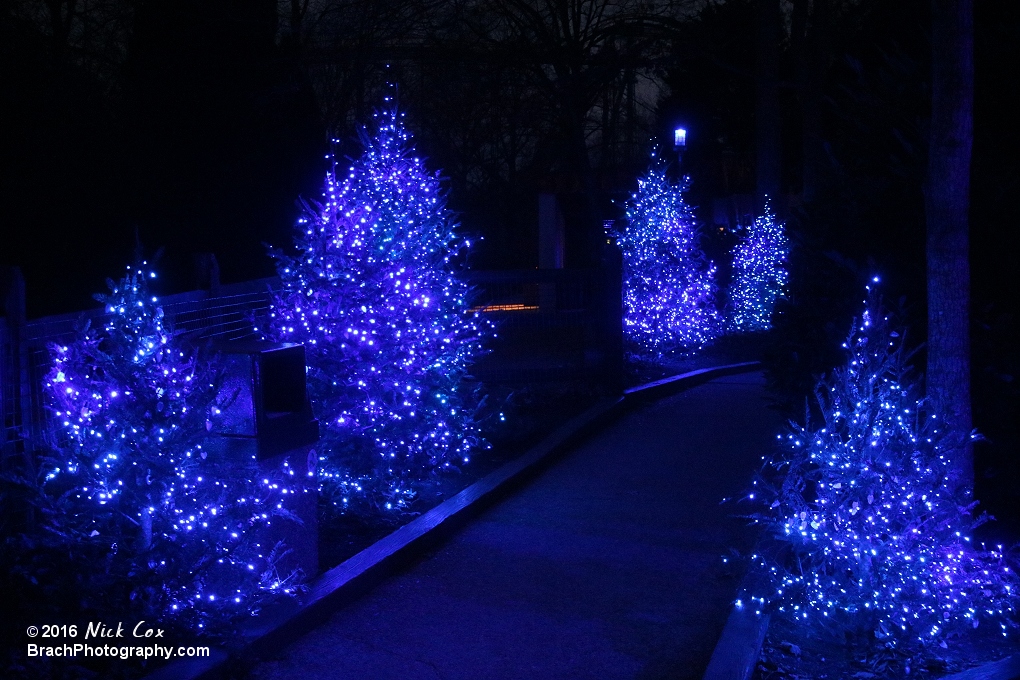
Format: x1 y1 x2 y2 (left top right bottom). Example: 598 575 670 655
269 105 489 503
752 281 1018 646
43 264 296 628
728 201 788 332
620 166 721 353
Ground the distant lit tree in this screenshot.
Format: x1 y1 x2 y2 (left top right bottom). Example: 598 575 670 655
728 201 788 332
269 105 490 506
620 165 721 353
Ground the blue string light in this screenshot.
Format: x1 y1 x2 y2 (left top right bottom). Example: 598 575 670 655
44 264 300 629
268 102 492 507
750 281 1019 644
728 199 789 333
619 165 722 353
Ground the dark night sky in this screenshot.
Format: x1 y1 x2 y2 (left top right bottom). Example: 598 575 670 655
1 0 325 317
0 0 1016 327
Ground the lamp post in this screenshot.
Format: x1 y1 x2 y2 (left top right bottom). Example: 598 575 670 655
674 127 687 172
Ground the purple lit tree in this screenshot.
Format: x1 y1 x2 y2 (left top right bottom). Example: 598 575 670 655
43 264 297 628
727 201 789 332
751 281 1018 646
269 106 490 507
620 165 721 353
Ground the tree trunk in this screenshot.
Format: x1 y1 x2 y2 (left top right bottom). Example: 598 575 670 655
755 0 782 215
45 0 77 61
565 94 604 269
926 0 974 489
793 0 829 204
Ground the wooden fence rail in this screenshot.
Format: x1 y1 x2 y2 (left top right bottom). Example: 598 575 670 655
1 265 622 475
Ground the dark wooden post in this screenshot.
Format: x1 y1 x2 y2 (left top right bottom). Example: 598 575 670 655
792 0 830 204
0 266 39 531
0 266 28 474
193 252 221 297
598 241 624 395
538 193 565 312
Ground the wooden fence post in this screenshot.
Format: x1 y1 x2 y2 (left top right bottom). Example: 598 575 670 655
599 242 624 395
538 193 565 312
193 252 221 297
0 266 28 474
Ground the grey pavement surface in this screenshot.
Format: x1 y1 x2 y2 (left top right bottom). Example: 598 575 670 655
248 372 782 680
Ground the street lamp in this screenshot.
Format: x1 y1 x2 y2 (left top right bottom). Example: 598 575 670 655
674 127 687 171
673 127 687 149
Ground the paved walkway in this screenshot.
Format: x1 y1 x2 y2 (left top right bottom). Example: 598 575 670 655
249 372 782 680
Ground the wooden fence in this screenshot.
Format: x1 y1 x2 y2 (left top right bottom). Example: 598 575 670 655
0 263 622 475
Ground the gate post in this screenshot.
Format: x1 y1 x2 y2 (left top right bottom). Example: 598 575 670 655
0 266 28 474
598 241 624 395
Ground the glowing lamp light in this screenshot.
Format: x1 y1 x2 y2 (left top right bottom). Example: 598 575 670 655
674 127 687 148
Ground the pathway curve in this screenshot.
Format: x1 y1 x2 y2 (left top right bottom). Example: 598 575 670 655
249 372 782 680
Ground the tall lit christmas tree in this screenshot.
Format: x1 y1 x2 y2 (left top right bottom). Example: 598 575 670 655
269 104 489 502
43 264 298 628
751 280 1018 646
728 201 788 332
619 164 721 353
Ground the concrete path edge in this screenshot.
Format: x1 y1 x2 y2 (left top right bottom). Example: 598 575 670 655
701 568 770 680
939 654 1020 680
144 361 763 680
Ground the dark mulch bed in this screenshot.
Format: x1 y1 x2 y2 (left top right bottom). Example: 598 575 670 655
756 614 1020 680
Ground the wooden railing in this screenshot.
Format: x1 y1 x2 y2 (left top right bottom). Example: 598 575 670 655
1 264 622 474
